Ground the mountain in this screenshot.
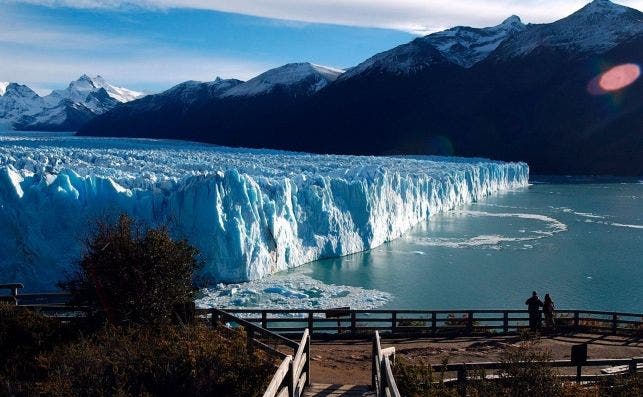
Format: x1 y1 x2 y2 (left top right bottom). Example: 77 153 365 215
222 63 343 97
494 0 643 58
76 77 242 139
79 0 643 175
79 63 343 143
0 83 45 129
0 82 10 96
0 75 144 131
341 15 525 79
46 74 143 110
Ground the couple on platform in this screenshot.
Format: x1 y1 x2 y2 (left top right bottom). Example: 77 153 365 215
525 291 555 330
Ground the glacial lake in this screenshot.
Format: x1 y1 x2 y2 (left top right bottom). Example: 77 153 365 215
206 179 642 313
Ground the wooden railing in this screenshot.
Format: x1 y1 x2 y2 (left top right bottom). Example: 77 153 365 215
431 357 643 397
372 331 401 397
4 289 641 337
210 308 643 337
199 308 311 397
0 283 71 306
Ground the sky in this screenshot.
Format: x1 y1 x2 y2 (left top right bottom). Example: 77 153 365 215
1 0 642 95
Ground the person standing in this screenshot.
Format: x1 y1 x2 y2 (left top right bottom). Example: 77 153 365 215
525 291 544 331
543 294 555 328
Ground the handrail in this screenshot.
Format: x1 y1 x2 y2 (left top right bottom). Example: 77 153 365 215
260 328 310 397
205 308 299 351
0 283 24 300
217 308 642 337
207 308 311 397
431 357 643 396
372 331 401 397
21 301 641 337
431 357 643 372
263 356 292 397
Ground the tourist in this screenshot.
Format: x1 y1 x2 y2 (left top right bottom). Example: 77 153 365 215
525 291 544 330
543 293 555 328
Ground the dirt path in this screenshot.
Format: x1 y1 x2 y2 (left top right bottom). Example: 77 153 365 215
309 333 642 385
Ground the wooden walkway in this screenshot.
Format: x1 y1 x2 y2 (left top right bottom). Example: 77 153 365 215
303 384 374 397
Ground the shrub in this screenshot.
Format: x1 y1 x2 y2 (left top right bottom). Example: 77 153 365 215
59 214 202 325
0 304 80 395
393 357 458 397
35 323 275 397
496 339 562 397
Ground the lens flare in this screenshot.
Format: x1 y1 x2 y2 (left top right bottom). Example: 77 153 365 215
588 63 641 95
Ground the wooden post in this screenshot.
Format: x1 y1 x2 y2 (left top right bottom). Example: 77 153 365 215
287 358 294 397
308 312 314 336
457 366 467 397
611 313 618 335
503 311 509 333
10 286 19 297
391 311 397 335
211 310 220 329
305 333 311 387
247 328 255 353
262 311 268 329
431 312 437 335
573 311 580 328
628 358 637 376
371 337 376 390
466 311 474 334
351 312 356 334
576 365 582 383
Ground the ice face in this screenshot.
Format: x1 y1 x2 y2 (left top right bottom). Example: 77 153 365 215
0 134 529 289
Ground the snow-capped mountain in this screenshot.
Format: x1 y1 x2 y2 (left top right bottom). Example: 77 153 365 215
495 0 643 58
79 0 642 175
160 77 242 104
222 63 343 97
46 74 145 107
0 82 10 96
0 83 45 128
0 75 144 131
341 15 525 79
427 15 526 67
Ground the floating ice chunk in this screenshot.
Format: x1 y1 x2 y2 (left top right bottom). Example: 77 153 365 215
197 274 392 310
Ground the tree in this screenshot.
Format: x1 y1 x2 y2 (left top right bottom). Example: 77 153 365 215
60 214 202 325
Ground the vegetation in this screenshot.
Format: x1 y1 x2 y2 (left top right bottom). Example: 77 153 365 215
59 213 202 325
0 304 274 396
0 214 275 397
393 338 641 397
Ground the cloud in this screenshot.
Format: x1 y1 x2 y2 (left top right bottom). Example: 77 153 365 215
8 0 643 34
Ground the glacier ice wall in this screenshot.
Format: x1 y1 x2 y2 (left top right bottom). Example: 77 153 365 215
0 134 528 289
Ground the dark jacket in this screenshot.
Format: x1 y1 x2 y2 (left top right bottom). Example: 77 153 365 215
525 296 544 313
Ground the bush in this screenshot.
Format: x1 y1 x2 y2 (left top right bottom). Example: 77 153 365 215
393 357 458 397
496 339 562 397
35 323 275 397
59 214 202 325
0 310 274 397
0 304 81 395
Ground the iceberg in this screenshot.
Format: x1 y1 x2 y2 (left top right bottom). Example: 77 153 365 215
0 134 529 289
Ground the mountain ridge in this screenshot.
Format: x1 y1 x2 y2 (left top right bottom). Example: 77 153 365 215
28 1 643 175
0 75 144 131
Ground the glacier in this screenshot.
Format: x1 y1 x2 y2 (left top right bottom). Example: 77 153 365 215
0 133 528 290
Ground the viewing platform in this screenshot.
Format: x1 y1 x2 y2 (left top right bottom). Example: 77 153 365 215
2 284 641 397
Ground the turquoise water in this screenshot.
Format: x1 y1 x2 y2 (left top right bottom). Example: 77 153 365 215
290 180 643 313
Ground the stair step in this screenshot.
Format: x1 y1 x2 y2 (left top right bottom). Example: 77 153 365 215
303 383 374 397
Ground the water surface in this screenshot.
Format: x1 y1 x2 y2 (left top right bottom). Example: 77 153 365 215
290 180 642 312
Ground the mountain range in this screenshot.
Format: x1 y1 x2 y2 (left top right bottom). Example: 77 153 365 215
0 75 144 131
3 0 642 175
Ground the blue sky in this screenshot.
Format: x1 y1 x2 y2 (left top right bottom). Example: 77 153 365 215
1 1 641 94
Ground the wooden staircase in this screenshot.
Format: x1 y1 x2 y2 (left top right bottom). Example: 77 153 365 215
303 383 374 397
